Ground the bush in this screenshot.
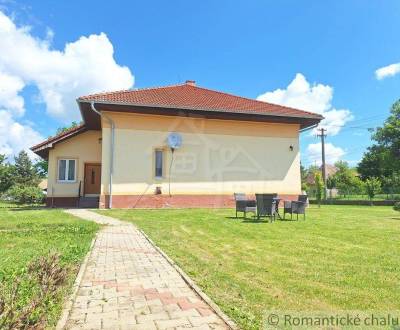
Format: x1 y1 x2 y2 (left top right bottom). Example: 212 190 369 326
393 202 400 212
5 185 44 205
364 177 381 202
0 253 67 329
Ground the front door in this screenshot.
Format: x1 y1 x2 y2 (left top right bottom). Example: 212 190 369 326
84 164 101 195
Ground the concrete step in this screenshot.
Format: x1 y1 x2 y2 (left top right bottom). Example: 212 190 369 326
78 197 99 208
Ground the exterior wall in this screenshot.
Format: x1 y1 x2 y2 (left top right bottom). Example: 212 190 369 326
100 194 299 209
47 131 102 205
100 112 301 208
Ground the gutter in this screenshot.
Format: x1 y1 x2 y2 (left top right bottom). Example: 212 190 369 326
90 101 115 209
300 123 319 133
78 99 324 120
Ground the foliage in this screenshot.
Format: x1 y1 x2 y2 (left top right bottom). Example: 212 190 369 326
300 163 308 191
326 176 336 190
314 172 324 205
381 173 400 196
364 177 381 201
0 155 14 194
100 207 400 330
393 202 400 212
331 161 364 197
358 100 400 180
5 185 44 205
0 151 46 199
55 121 80 135
0 254 67 329
13 151 40 186
34 160 48 178
0 208 99 327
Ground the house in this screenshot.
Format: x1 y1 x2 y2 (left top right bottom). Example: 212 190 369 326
31 81 322 208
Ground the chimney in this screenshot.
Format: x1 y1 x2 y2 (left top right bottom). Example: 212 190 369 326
185 80 196 86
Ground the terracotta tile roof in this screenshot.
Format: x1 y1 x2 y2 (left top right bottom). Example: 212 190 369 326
31 124 87 157
78 81 322 120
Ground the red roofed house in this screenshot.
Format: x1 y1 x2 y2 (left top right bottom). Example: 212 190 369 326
31 81 322 208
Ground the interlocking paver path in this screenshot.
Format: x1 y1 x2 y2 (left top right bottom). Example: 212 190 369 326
61 209 228 330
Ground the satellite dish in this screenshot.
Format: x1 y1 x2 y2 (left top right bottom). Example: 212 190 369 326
167 132 182 150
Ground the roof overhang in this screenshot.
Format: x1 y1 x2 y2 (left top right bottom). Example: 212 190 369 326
31 125 87 159
78 100 323 130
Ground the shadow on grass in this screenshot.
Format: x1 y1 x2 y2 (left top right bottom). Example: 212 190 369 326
10 206 47 211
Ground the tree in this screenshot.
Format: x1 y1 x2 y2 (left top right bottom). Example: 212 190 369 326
55 121 80 135
358 100 400 180
326 176 336 199
364 177 381 204
381 173 400 198
300 163 308 191
0 154 14 193
332 161 356 197
13 151 40 186
34 160 48 178
358 145 392 180
315 172 324 207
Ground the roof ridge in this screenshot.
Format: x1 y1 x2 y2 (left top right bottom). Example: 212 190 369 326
78 82 188 100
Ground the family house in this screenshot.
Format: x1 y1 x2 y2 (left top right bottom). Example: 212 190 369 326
31 81 322 208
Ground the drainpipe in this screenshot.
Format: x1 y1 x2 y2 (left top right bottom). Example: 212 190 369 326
90 101 115 209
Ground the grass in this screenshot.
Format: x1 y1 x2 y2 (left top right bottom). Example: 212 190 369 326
99 206 400 329
0 206 99 328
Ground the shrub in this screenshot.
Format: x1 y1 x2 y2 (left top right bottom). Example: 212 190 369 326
364 177 381 203
393 202 400 212
0 253 67 329
5 185 44 205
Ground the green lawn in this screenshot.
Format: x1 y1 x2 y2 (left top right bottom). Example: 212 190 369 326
0 207 99 328
99 206 400 329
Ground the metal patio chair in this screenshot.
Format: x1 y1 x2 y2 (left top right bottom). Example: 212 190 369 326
234 193 256 218
283 195 308 220
255 194 277 222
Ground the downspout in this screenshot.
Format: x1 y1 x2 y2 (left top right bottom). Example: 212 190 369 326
90 101 115 209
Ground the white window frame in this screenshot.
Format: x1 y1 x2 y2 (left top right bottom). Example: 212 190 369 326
57 159 77 183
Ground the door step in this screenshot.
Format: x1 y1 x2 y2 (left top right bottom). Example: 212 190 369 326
78 197 99 208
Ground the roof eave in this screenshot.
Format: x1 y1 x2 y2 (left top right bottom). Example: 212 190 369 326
31 125 87 159
77 99 323 124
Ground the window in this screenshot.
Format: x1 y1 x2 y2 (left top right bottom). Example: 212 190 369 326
155 149 163 178
58 159 76 182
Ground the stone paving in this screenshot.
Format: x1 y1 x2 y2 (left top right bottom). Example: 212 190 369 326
61 209 228 330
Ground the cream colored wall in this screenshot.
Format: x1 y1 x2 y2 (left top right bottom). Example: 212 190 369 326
101 112 301 196
47 131 102 197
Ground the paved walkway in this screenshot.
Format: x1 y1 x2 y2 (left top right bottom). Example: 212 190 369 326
60 209 229 330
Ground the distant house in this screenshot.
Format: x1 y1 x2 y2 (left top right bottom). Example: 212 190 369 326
31 81 322 208
306 164 338 197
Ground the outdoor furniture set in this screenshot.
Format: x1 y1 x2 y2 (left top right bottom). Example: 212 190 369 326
234 193 307 221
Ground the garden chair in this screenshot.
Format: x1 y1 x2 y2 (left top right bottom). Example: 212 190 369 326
283 195 308 220
234 193 256 218
255 194 277 222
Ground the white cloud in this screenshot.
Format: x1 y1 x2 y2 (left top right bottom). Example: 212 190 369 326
0 71 25 116
375 63 400 80
0 110 43 159
0 10 134 158
257 73 353 136
306 142 346 166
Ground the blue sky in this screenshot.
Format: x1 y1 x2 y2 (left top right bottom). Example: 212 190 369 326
0 0 399 166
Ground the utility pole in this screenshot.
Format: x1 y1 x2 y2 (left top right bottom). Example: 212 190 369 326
317 128 327 200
